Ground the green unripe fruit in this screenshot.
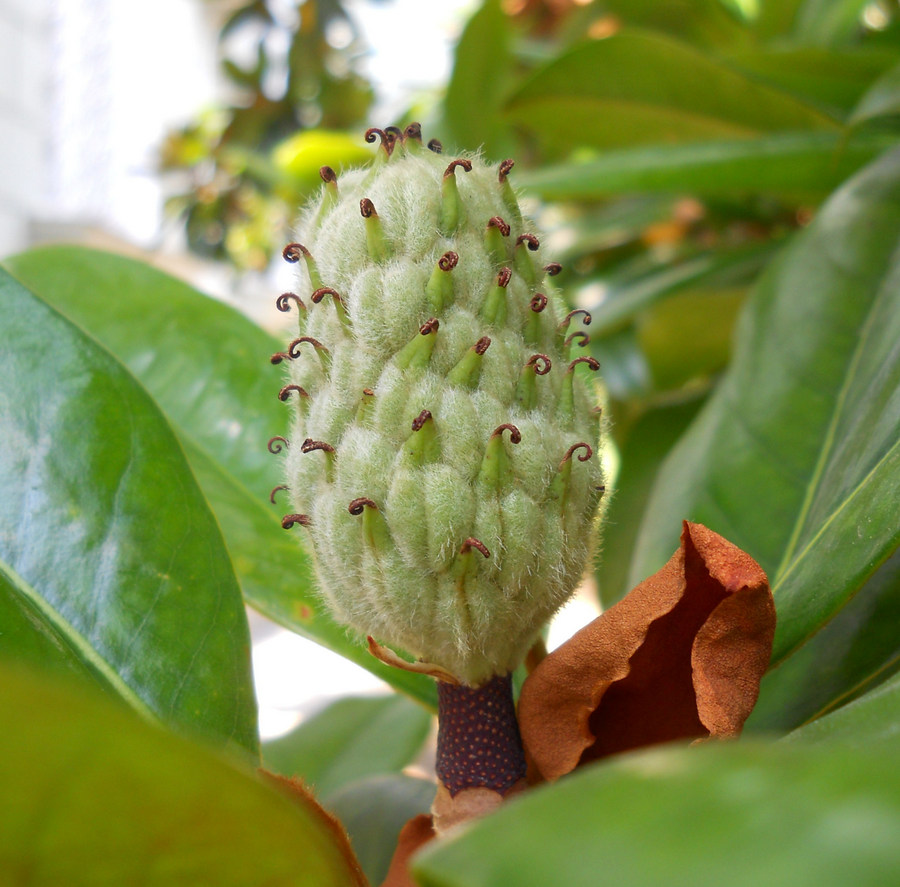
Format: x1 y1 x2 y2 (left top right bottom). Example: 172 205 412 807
277 126 604 686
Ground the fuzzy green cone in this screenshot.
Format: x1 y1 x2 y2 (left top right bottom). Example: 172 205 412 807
277 125 604 686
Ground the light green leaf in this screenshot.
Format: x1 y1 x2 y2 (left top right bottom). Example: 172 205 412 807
850 61 900 126
326 774 435 886
3 245 438 708
0 269 257 753
519 131 894 200
630 148 900 721
414 741 900 887
503 29 837 156
0 663 363 887
441 0 513 159
263 694 433 797
786 668 900 749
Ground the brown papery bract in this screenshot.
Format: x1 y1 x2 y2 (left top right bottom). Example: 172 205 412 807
517 521 776 782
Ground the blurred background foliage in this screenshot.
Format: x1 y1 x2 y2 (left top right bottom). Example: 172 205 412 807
162 0 900 608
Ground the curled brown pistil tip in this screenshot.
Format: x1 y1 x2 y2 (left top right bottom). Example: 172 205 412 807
562 442 593 464
319 166 337 183
269 484 288 504
487 216 511 236
420 317 440 335
365 127 386 145
438 251 459 271
497 267 512 288
565 331 590 348
282 242 310 263
561 308 592 328
444 159 472 178
268 436 289 454
301 438 336 455
270 351 291 365
544 262 562 276
526 354 552 375
310 286 344 306
475 336 492 355
282 513 311 529
385 125 403 139
568 356 601 373
412 409 433 431
363 387 375 396
278 384 309 402
530 293 548 313
596 484 606 495
517 234 540 251
365 127 395 154
499 159 515 182
461 537 490 558
404 122 422 142
349 497 377 515
288 336 328 360
275 292 305 313
492 423 522 444
428 138 443 153
360 198 377 218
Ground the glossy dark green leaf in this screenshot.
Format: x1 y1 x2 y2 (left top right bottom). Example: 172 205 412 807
850 61 900 126
503 30 837 156
786 669 900 749
414 741 900 887
326 774 436 886
442 0 513 160
519 131 894 201
3 245 438 707
599 0 751 49
596 397 705 608
0 663 363 887
748 548 900 731
630 149 900 706
0 269 257 752
183 437 438 709
263 694 433 797
727 47 898 116
792 0 870 47
4 245 283 502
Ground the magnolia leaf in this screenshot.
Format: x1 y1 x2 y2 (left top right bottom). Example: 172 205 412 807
518 522 775 781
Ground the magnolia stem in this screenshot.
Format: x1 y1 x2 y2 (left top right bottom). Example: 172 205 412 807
432 674 527 832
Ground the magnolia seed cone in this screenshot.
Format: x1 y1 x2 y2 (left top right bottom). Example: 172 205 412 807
278 125 604 686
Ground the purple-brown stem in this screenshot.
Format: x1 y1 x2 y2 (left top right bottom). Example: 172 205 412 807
435 674 526 798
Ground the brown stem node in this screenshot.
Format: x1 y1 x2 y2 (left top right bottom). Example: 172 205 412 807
288 336 328 360
562 442 593 464
282 242 310 263
348 497 377 515
492 423 522 444
438 251 459 271
282 513 311 529
275 292 305 313
565 331 590 348
412 409 433 431
487 216 511 236
460 537 490 558
526 354 552 375
301 438 335 455
568 356 601 373
444 159 472 178
278 384 309 402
